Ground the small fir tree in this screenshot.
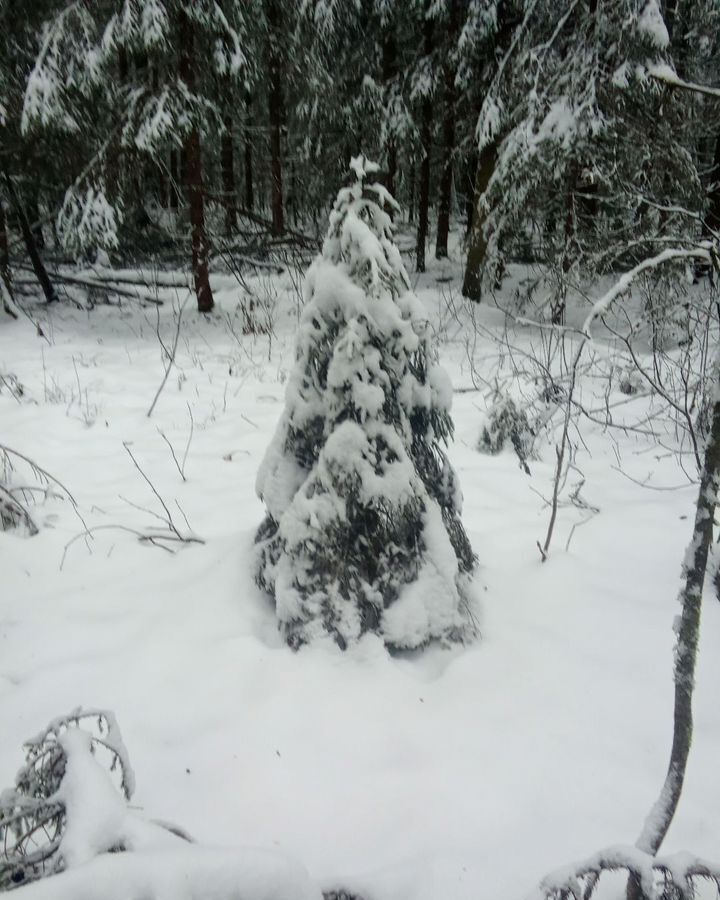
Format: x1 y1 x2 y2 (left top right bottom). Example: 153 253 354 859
255 156 477 651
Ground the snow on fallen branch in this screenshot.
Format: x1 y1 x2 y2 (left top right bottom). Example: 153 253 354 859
530 844 720 900
0 709 322 900
0 708 141 889
84 266 191 289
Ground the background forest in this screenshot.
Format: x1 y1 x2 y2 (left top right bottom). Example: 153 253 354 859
1 0 717 314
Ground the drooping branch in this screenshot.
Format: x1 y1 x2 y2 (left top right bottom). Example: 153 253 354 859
532 845 720 900
648 63 720 99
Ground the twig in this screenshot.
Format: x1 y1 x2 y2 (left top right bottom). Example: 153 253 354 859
121 443 179 537
147 292 189 418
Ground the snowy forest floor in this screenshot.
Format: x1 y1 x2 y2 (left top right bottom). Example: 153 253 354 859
1 241 720 900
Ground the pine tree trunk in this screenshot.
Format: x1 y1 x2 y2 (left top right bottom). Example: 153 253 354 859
221 113 238 236
408 165 415 225
3 173 57 304
244 91 254 212
169 151 181 210
178 12 213 313
703 132 720 239
149 64 167 207
461 143 496 301
553 180 577 325
464 150 478 237
382 28 398 197
627 355 720 900
415 14 434 273
0 198 11 291
26 192 45 250
435 0 459 259
267 0 284 236
0 197 16 316
461 4 518 296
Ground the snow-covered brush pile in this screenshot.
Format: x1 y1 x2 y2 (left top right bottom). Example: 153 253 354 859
0 710 322 900
532 845 720 900
255 156 477 651
0 709 139 888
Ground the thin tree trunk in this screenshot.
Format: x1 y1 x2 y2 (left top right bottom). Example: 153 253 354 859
244 91 254 212
461 143 496 301
0 197 16 317
386 144 397 200
461 4 518 296
464 150 478 237
178 12 213 313
149 63 167 206
408 165 415 225
0 198 11 293
26 193 45 250
553 179 577 325
382 27 397 197
435 0 459 259
169 151 181 210
221 112 238 236
267 0 284 236
3 173 57 304
703 131 720 240
415 13 434 273
627 355 720 900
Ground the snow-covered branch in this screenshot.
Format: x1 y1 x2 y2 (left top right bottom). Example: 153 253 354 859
648 63 720 99
0 710 321 900
581 247 713 337
531 845 720 900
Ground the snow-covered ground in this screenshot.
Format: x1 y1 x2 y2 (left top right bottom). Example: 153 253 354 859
1 251 719 900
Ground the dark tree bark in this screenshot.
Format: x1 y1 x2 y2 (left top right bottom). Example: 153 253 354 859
382 25 398 197
3 173 57 304
461 143 496 301
415 13 434 273
178 12 213 312
553 176 578 325
703 132 720 241
169 150 181 210
464 150 478 237
148 63 168 207
244 90 254 212
435 0 459 259
626 354 720 900
221 112 238 236
26 192 45 250
0 197 16 317
462 5 520 297
408 165 415 225
267 0 284 236
0 199 11 291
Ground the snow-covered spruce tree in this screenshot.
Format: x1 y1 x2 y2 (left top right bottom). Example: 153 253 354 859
255 156 476 651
